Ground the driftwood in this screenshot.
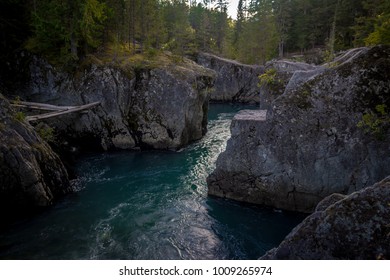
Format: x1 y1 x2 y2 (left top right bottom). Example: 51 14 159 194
11 101 101 122
11 101 76 111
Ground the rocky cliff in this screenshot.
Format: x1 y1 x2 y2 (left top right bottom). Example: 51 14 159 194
16 54 215 152
0 94 70 223
196 53 263 103
260 175 390 259
259 60 320 110
196 52 318 106
207 46 390 213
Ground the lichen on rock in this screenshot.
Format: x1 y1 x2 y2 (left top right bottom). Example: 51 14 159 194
0 94 70 223
207 45 390 213
196 52 263 103
260 175 390 260
15 54 215 152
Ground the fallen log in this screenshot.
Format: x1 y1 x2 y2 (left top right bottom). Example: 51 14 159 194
24 101 101 122
11 101 75 111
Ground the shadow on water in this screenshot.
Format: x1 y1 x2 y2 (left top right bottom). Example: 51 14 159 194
0 103 306 260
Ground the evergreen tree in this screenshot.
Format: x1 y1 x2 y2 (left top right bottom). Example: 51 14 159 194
26 0 107 64
273 0 292 57
334 0 364 49
354 0 390 46
162 0 194 56
214 0 228 53
189 3 211 51
3 0 389 69
238 0 278 64
365 0 390 45
233 0 245 56
80 0 107 51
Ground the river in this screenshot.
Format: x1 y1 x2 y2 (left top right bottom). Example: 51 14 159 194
0 103 305 260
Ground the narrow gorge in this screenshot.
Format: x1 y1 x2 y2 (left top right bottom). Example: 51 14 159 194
1 45 389 260
207 46 390 259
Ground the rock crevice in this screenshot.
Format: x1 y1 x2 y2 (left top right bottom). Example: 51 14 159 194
260 176 390 260
15 56 215 152
0 94 70 223
196 52 264 103
207 46 390 213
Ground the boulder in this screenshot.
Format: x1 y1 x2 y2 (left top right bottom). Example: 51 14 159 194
0 94 70 222
207 46 390 213
196 52 318 106
16 55 215 152
260 175 390 260
259 60 321 110
196 52 263 103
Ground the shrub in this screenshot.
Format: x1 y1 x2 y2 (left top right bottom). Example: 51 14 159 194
258 68 278 88
357 104 390 140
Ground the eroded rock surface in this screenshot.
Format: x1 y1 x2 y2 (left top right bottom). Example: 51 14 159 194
196 53 263 103
207 46 390 212
0 94 70 221
259 60 322 110
260 176 390 260
16 56 215 151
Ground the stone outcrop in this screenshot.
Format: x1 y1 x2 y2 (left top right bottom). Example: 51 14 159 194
207 46 390 213
16 55 215 152
260 176 390 260
0 94 70 222
259 60 321 110
196 52 319 106
196 52 263 103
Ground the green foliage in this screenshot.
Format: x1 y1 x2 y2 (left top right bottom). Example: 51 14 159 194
36 123 56 143
13 96 21 105
2 0 390 71
80 0 108 48
292 85 313 110
188 2 231 54
353 0 390 47
258 68 279 88
365 13 390 45
235 0 279 64
12 96 27 122
14 111 26 122
357 104 390 140
25 0 108 66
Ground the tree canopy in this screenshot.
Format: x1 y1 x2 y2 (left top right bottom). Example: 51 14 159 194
0 0 389 67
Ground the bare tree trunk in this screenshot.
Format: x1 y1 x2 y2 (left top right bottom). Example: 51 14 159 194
279 40 284 58
140 1 145 52
329 0 341 60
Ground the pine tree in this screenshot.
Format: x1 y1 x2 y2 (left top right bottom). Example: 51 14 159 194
80 0 107 51
189 3 209 51
162 0 194 56
26 0 108 64
233 0 245 55
365 0 390 45
354 0 390 46
273 0 292 57
327 0 341 60
214 0 228 53
238 0 278 64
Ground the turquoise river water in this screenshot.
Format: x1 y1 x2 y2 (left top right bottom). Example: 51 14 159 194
0 103 305 260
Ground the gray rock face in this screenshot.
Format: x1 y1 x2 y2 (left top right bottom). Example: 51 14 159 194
18 56 215 151
259 60 320 110
0 94 70 220
207 46 390 213
266 60 318 73
196 53 264 103
196 53 318 106
260 176 390 260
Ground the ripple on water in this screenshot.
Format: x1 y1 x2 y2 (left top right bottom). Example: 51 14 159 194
0 103 306 260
